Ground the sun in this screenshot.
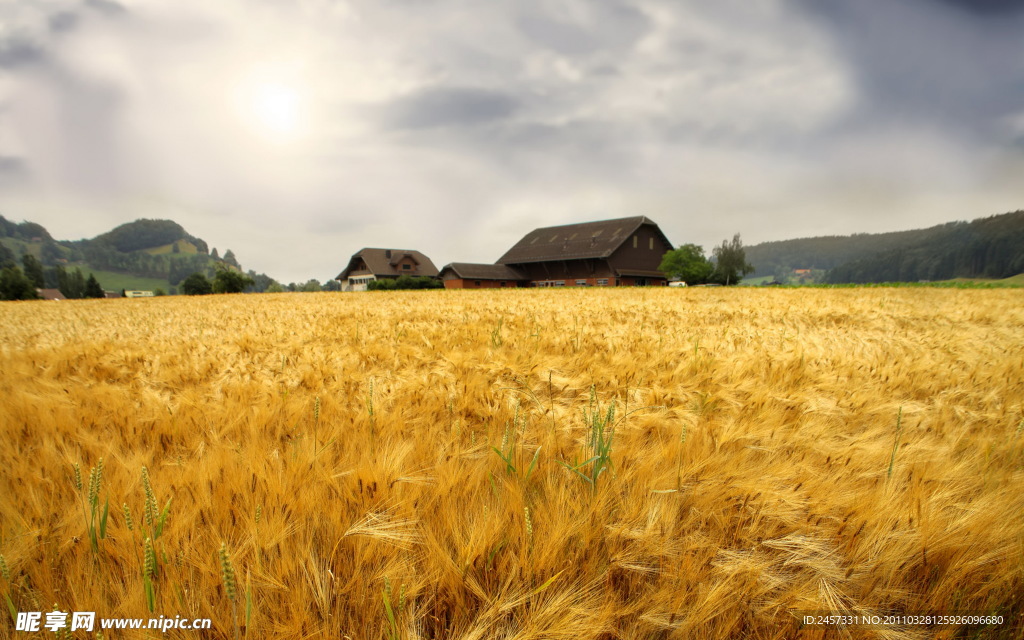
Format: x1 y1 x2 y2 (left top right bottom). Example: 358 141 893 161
252 83 301 137
234 68 309 143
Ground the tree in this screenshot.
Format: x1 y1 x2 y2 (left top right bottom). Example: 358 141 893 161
0 266 39 300
223 249 239 268
60 268 86 299
181 272 213 295
0 243 16 269
22 253 45 288
212 267 254 294
40 241 63 266
301 279 322 292
210 247 219 260
84 273 105 298
712 233 754 286
658 244 714 285
322 279 341 292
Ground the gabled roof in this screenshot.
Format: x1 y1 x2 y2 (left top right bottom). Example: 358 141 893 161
497 216 672 264
336 248 439 280
440 263 528 281
37 288 66 300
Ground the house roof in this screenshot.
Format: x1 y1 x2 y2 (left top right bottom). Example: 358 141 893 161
496 216 672 264
37 288 66 300
440 263 528 281
336 248 439 280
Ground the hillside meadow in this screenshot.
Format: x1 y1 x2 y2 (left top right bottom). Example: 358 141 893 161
0 288 1022 639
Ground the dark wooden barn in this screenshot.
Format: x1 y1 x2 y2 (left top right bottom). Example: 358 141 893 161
441 216 673 288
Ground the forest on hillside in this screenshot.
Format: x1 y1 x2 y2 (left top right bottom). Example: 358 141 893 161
745 210 1024 283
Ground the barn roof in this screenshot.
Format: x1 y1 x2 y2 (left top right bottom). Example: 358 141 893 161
336 248 439 280
496 216 672 264
440 263 527 281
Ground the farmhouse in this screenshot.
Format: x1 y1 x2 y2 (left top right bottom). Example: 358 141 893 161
336 248 440 291
441 216 674 288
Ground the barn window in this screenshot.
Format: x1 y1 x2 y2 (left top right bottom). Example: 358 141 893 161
402 264 411 270
649 237 654 250
575 279 587 286
500 281 506 287
474 281 481 286
597 278 608 286
633 235 638 248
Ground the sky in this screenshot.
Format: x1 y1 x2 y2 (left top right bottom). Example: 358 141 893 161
1 0 1022 284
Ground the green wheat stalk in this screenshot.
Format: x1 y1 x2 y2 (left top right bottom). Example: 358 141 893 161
888 406 904 479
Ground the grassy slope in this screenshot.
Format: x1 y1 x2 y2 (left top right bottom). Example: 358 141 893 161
937 273 1024 286
144 239 199 255
78 266 171 292
0 289 1021 639
0 236 42 258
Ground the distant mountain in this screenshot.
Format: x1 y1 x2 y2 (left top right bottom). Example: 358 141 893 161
745 210 1024 283
0 215 277 293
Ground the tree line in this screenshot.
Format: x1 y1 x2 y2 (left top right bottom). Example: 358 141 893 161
744 210 1024 283
0 252 106 300
824 212 1024 283
658 233 754 285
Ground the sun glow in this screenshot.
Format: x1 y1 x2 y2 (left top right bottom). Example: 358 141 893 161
253 84 301 136
234 66 309 143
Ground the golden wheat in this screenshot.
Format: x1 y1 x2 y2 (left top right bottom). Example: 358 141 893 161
0 288 1022 639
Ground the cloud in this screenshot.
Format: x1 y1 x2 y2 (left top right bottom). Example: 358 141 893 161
798 0 1024 133
0 37 46 69
381 86 520 130
0 0 1021 283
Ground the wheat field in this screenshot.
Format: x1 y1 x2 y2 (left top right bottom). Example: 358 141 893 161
1 288 1022 639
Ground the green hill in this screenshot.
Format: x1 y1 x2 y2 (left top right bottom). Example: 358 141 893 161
0 215 260 294
745 210 1024 284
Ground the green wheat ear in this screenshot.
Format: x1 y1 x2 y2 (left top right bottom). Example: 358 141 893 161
0 554 9 581
88 458 104 507
122 503 134 531
142 466 157 529
72 463 82 492
220 542 237 602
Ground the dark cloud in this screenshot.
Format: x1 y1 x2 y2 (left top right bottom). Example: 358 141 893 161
0 156 27 173
0 38 45 69
934 0 1024 15
382 86 520 130
85 0 128 16
49 12 80 33
515 2 650 55
797 0 1024 139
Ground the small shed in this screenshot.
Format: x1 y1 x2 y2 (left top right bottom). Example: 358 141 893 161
439 263 528 289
